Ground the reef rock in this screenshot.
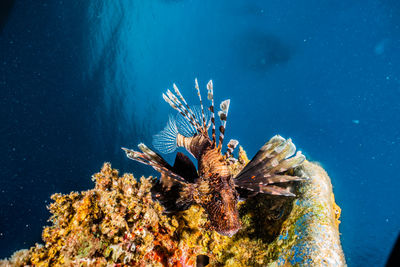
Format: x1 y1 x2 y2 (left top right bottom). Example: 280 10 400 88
1 148 346 266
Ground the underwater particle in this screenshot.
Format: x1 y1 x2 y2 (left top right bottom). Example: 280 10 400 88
374 39 389 55
352 119 360 124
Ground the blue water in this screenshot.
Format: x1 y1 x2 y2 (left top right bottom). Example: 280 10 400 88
1 1 399 265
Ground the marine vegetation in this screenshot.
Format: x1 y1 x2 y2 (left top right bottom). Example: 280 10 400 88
122 79 306 237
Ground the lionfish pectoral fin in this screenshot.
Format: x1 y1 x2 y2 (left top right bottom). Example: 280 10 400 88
152 116 179 154
172 152 199 183
234 135 306 196
259 185 296 197
151 179 194 213
234 174 303 196
122 145 189 184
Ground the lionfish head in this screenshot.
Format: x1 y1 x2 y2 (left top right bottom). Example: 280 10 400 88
204 185 241 237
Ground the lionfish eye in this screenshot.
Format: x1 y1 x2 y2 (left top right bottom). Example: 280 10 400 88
213 194 222 203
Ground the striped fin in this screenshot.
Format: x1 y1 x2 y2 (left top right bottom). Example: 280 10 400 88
138 143 169 167
258 185 295 197
172 83 202 131
207 80 216 146
163 89 200 133
248 140 301 176
122 145 188 184
269 151 305 174
234 174 305 187
152 116 179 154
225 139 239 158
237 135 288 177
217 99 230 148
195 78 207 130
152 105 212 154
236 182 295 196
234 136 306 196
176 105 211 137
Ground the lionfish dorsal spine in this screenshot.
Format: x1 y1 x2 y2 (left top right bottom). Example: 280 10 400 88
195 78 207 130
163 89 200 133
217 99 230 149
154 80 213 158
207 80 216 146
172 83 203 131
225 139 239 158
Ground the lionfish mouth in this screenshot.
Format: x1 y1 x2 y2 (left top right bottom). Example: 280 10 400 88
216 227 240 237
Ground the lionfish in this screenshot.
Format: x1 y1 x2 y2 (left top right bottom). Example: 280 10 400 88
122 79 305 237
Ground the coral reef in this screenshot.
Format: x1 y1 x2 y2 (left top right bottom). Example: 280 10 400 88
1 147 346 266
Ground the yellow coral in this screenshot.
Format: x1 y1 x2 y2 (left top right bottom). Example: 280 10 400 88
1 158 345 266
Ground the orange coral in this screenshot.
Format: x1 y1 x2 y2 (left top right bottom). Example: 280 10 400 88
1 160 345 266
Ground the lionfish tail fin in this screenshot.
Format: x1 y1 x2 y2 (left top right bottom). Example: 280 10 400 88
234 135 306 196
217 99 230 149
225 139 239 158
207 80 217 146
122 144 188 184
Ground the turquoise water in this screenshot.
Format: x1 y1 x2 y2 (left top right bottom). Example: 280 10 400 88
1 1 400 265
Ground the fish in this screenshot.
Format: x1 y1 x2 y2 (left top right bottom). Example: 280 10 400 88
122 79 306 237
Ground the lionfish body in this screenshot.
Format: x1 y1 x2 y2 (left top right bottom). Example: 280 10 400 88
123 79 305 237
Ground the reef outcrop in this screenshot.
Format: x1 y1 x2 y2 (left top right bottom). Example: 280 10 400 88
0 148 346 266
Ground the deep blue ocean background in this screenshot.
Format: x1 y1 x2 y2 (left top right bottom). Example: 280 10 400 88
1 0 399 265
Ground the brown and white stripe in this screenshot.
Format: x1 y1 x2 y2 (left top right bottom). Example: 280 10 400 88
217 99 230 148
195 78 207 130
172 83 202 130
207 80 216 146
163 89 200 133
225 139 239 158
122 145 188 184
